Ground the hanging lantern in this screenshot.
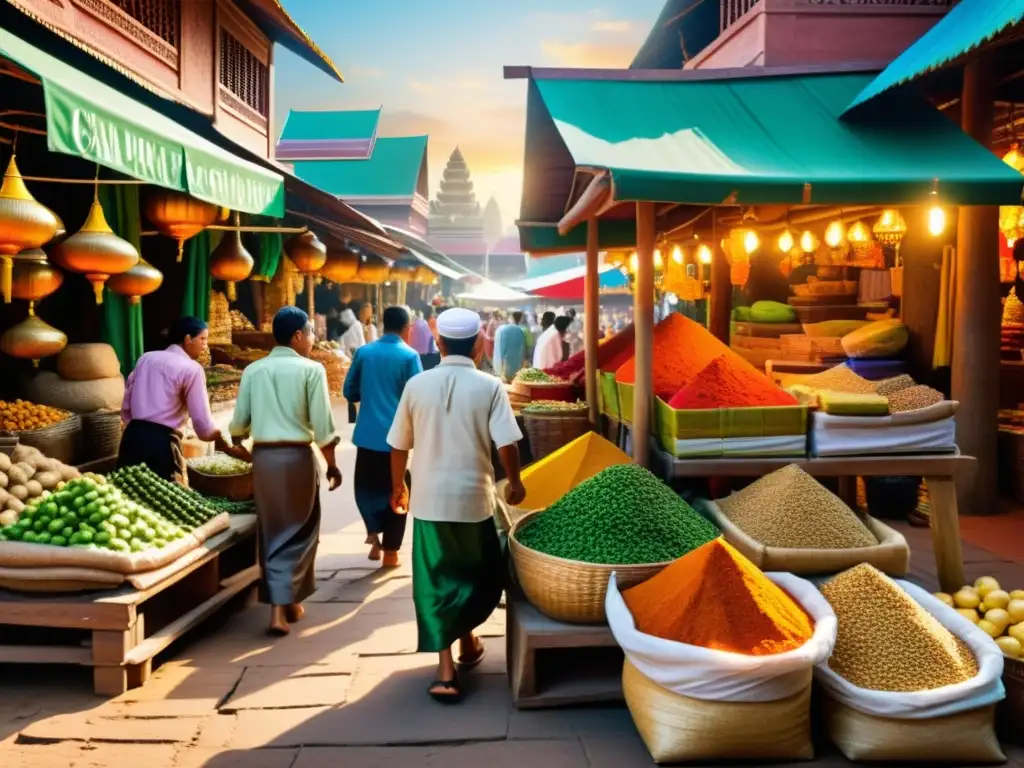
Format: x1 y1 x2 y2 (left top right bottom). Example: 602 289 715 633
46 209 67 244
671 245 684 265
0 310 67 367
824 218 850 262
108 258 164 304
743 230 759 255
999 146 1024 246
846 220 873 258
53 200 139 305
413 265 434 283
0 157 59 304
389 264 416 282
285 230 327 275
628 250 639 274
928 205 947 237
777 229 795 253
143 190 219 262
11 249 63 303
873 209 907 248
799 230 820 255
209 228 254 302
697 244 713 264
354 260 389 284
653 248 664 270
320 248 360 284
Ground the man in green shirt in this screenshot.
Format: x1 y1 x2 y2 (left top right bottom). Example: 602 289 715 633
229 307 342 636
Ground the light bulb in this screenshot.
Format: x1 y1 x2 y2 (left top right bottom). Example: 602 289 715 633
928 206 946 236
847 220 870 244
800 230 819 254
824 220 846 249
629 251 639 272
671 245 683 265
777 229 794 253
743 230 759 254
697 244 712 264
654 249 664 268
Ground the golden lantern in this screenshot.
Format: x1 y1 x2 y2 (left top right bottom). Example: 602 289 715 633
799 230 820 255
285 230 328 275
743 230 759 255
389 264 416 282
355 260 389 284
697 244 713 264
108 258 164 304
0 157 59 304
873 209 907 248
411 265 434 283
1 311 67 367
846 220 873 258
144 190 219 262
628 250 639 274
209 228 254 302
1000 146 1024 245
671 245 684 265
928 205 947 237
777 229 795 253
320 248 360 284
11 248 64 304
654 248 664 270
53 200 139 305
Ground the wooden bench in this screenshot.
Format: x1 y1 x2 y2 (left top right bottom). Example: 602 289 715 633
0 516 258 696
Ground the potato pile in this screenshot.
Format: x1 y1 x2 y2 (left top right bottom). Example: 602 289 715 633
0 399 71 432
937 576 1024 660
0 445 80 524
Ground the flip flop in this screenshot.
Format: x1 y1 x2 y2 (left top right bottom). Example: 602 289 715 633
428 674 463 704
457 641 486 669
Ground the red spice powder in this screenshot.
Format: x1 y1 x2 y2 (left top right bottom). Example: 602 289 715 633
669 355 799 409
546 324 636 382
615 314 742 399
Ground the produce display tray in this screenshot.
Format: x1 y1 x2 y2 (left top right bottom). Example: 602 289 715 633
599 371 619 420
655 397 808 443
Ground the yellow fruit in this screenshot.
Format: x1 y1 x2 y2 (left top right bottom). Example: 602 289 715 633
1009 623 1024 645
934 592 955 607
954 588 981 609
978 619 1001 638
997 636 1022 658
985 608 1011 632
1008 600 1024 625
1010 590 1024 602
978 602 988 614
985 589 1011 610
957 608 980 624
975 576 1001 597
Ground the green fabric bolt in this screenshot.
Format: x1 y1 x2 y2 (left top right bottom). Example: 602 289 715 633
255 232 282 282
98 184 144 375
181 230 213 321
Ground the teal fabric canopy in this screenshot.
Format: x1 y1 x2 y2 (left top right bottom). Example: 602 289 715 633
279 109 381 142
292 136 429 199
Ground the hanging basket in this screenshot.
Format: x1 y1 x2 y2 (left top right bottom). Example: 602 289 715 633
522 409 591 462
80 409 122 462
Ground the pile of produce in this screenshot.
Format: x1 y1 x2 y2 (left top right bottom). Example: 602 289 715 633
26 343 124 414
107 464 220 530
522 400 587 414
0 445 79 520
230 309 255 332
623 538 813 655
821 564 978 691
514 368 563 384
667 354 798 410
801 364 877 395
188 453 251 475
0 400 72 432
234 348 270 366
888 385 945 413
0 474 189 551
518 432 631 510
208 291 232 345
516 464 719 565
875 374 915 397
717 465 877 549
936 576 1024 659
545 324 635 382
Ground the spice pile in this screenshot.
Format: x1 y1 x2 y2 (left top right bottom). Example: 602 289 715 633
888 385 945 413
801 364 877 395
515 368 563 384
230 310 256 332
522 400 587 414
821 564 978 691
624 539 813 655
875 375 915 397
519 432 631 510
0 400 72 432
667 355 798 410
717 465 877 549
616 314 741 399
516 464 719 564
546 324 635 382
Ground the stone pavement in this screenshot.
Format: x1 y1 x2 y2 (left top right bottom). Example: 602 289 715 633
3 424 1024 767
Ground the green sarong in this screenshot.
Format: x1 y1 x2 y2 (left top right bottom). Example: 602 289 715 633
412 517 504 653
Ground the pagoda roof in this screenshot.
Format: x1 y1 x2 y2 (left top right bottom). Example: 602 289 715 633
291 136 429 200
276 109 381 161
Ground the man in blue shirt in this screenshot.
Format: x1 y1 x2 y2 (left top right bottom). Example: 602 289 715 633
344 306 423 567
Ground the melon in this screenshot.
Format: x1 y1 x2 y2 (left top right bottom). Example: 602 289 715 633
749 301 797 324
24 371 124 414
57 344 121 381
841 319 910 359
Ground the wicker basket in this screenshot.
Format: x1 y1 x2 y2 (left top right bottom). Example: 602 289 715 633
186 464 254 501
4 415 82 465
508 510 672 624
80 409 122 462
522 409 591 462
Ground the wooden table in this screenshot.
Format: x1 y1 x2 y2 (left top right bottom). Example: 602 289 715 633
650 442 972 593
0 516 258 696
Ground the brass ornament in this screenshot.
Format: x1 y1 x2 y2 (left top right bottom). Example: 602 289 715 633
53 200 140 305
143 190 219 262
354 260 389 284
107 257 164 304
320 247 360 284
285 230 327 274
0 156 59 303
0 309 67 367
11 248 63 302
210 229 254 302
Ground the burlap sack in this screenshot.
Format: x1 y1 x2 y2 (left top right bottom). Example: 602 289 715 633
0 565 125 592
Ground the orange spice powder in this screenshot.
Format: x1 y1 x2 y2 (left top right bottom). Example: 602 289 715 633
622 539 814 655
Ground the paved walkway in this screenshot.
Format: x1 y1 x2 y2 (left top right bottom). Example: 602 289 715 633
3 420 1024 766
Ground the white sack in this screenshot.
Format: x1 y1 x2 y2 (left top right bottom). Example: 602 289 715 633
811 416 956 457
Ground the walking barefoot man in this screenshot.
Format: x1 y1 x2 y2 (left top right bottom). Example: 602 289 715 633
387 308 526 702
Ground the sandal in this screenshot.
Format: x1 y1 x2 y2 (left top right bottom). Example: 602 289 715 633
457 640 486 669
428 673 463 704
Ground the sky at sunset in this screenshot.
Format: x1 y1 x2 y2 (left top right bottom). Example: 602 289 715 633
275 0 666 231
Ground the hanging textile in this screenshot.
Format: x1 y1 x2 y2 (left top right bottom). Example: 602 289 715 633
254 232 282 282
98 184 145 375
181 230 213 321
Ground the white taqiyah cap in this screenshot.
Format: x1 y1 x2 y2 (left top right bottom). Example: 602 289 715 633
436 307 481 340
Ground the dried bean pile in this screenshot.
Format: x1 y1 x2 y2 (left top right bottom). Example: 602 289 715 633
888 385 945 413
803 364 877 395
875 374 916 397
821 564 978 691
717 464 877 549
516 464 720 565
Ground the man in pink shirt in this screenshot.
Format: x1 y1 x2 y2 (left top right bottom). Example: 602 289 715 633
118 316 239 484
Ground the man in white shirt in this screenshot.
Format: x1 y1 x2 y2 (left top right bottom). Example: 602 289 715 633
387 307 526 703
532 314 570 370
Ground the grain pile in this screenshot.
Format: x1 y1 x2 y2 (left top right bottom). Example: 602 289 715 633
717 464 877 549
888 385 945 413
821 564 978 692
875 374 915 397
516 464 720 565
802 364 877 395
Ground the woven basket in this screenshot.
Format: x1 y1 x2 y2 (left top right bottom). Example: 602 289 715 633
80 409 122 462
186 465 254 501
508 510 672 624
522 409 591 462
5 415 82 465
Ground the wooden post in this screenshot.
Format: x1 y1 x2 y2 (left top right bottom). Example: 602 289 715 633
584 219 600 429
634 203 656 466
952 58 999 515
306 275 316 319
709 244 731 343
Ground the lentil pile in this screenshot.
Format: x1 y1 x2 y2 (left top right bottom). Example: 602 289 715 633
888 385 945 413
821 564 978 692
802 364 877 395
875 374 916 397
717 464 877 549
516 464 720 564
667 355 798 410
624 539 813 655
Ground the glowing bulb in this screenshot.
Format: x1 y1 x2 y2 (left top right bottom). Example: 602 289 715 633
800 230 819 254
671 245 683 265
697 244 712 264
847 220 870 244
928 206 946 236
777 229 794 253
824 220 846 249
654 248 664 268
743 229 759 255
629 251 639 272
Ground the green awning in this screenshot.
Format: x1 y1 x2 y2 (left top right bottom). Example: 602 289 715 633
292 136 429 200
517 219 638 254
847 0 1024 112
529 71 1024 207
0 29 285 216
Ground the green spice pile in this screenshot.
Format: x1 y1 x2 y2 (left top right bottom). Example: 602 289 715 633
821 564 978 692
516 464 720 564
515 368 562 384
803 364 877 395
717 464 877 549
523 400 587 414
875 374 916 397
888 385 945 413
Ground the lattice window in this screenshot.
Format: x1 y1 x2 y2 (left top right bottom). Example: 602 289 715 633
107 0 179 48
220 29 268 117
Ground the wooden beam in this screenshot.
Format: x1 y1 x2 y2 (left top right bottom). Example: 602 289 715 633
584 221 600 429
709 242 731 343
634 203 657 467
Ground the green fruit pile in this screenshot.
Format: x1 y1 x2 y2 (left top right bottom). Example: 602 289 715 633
108 465 218 529
523 399 587 414
0 474 187 552
515 368 561 384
